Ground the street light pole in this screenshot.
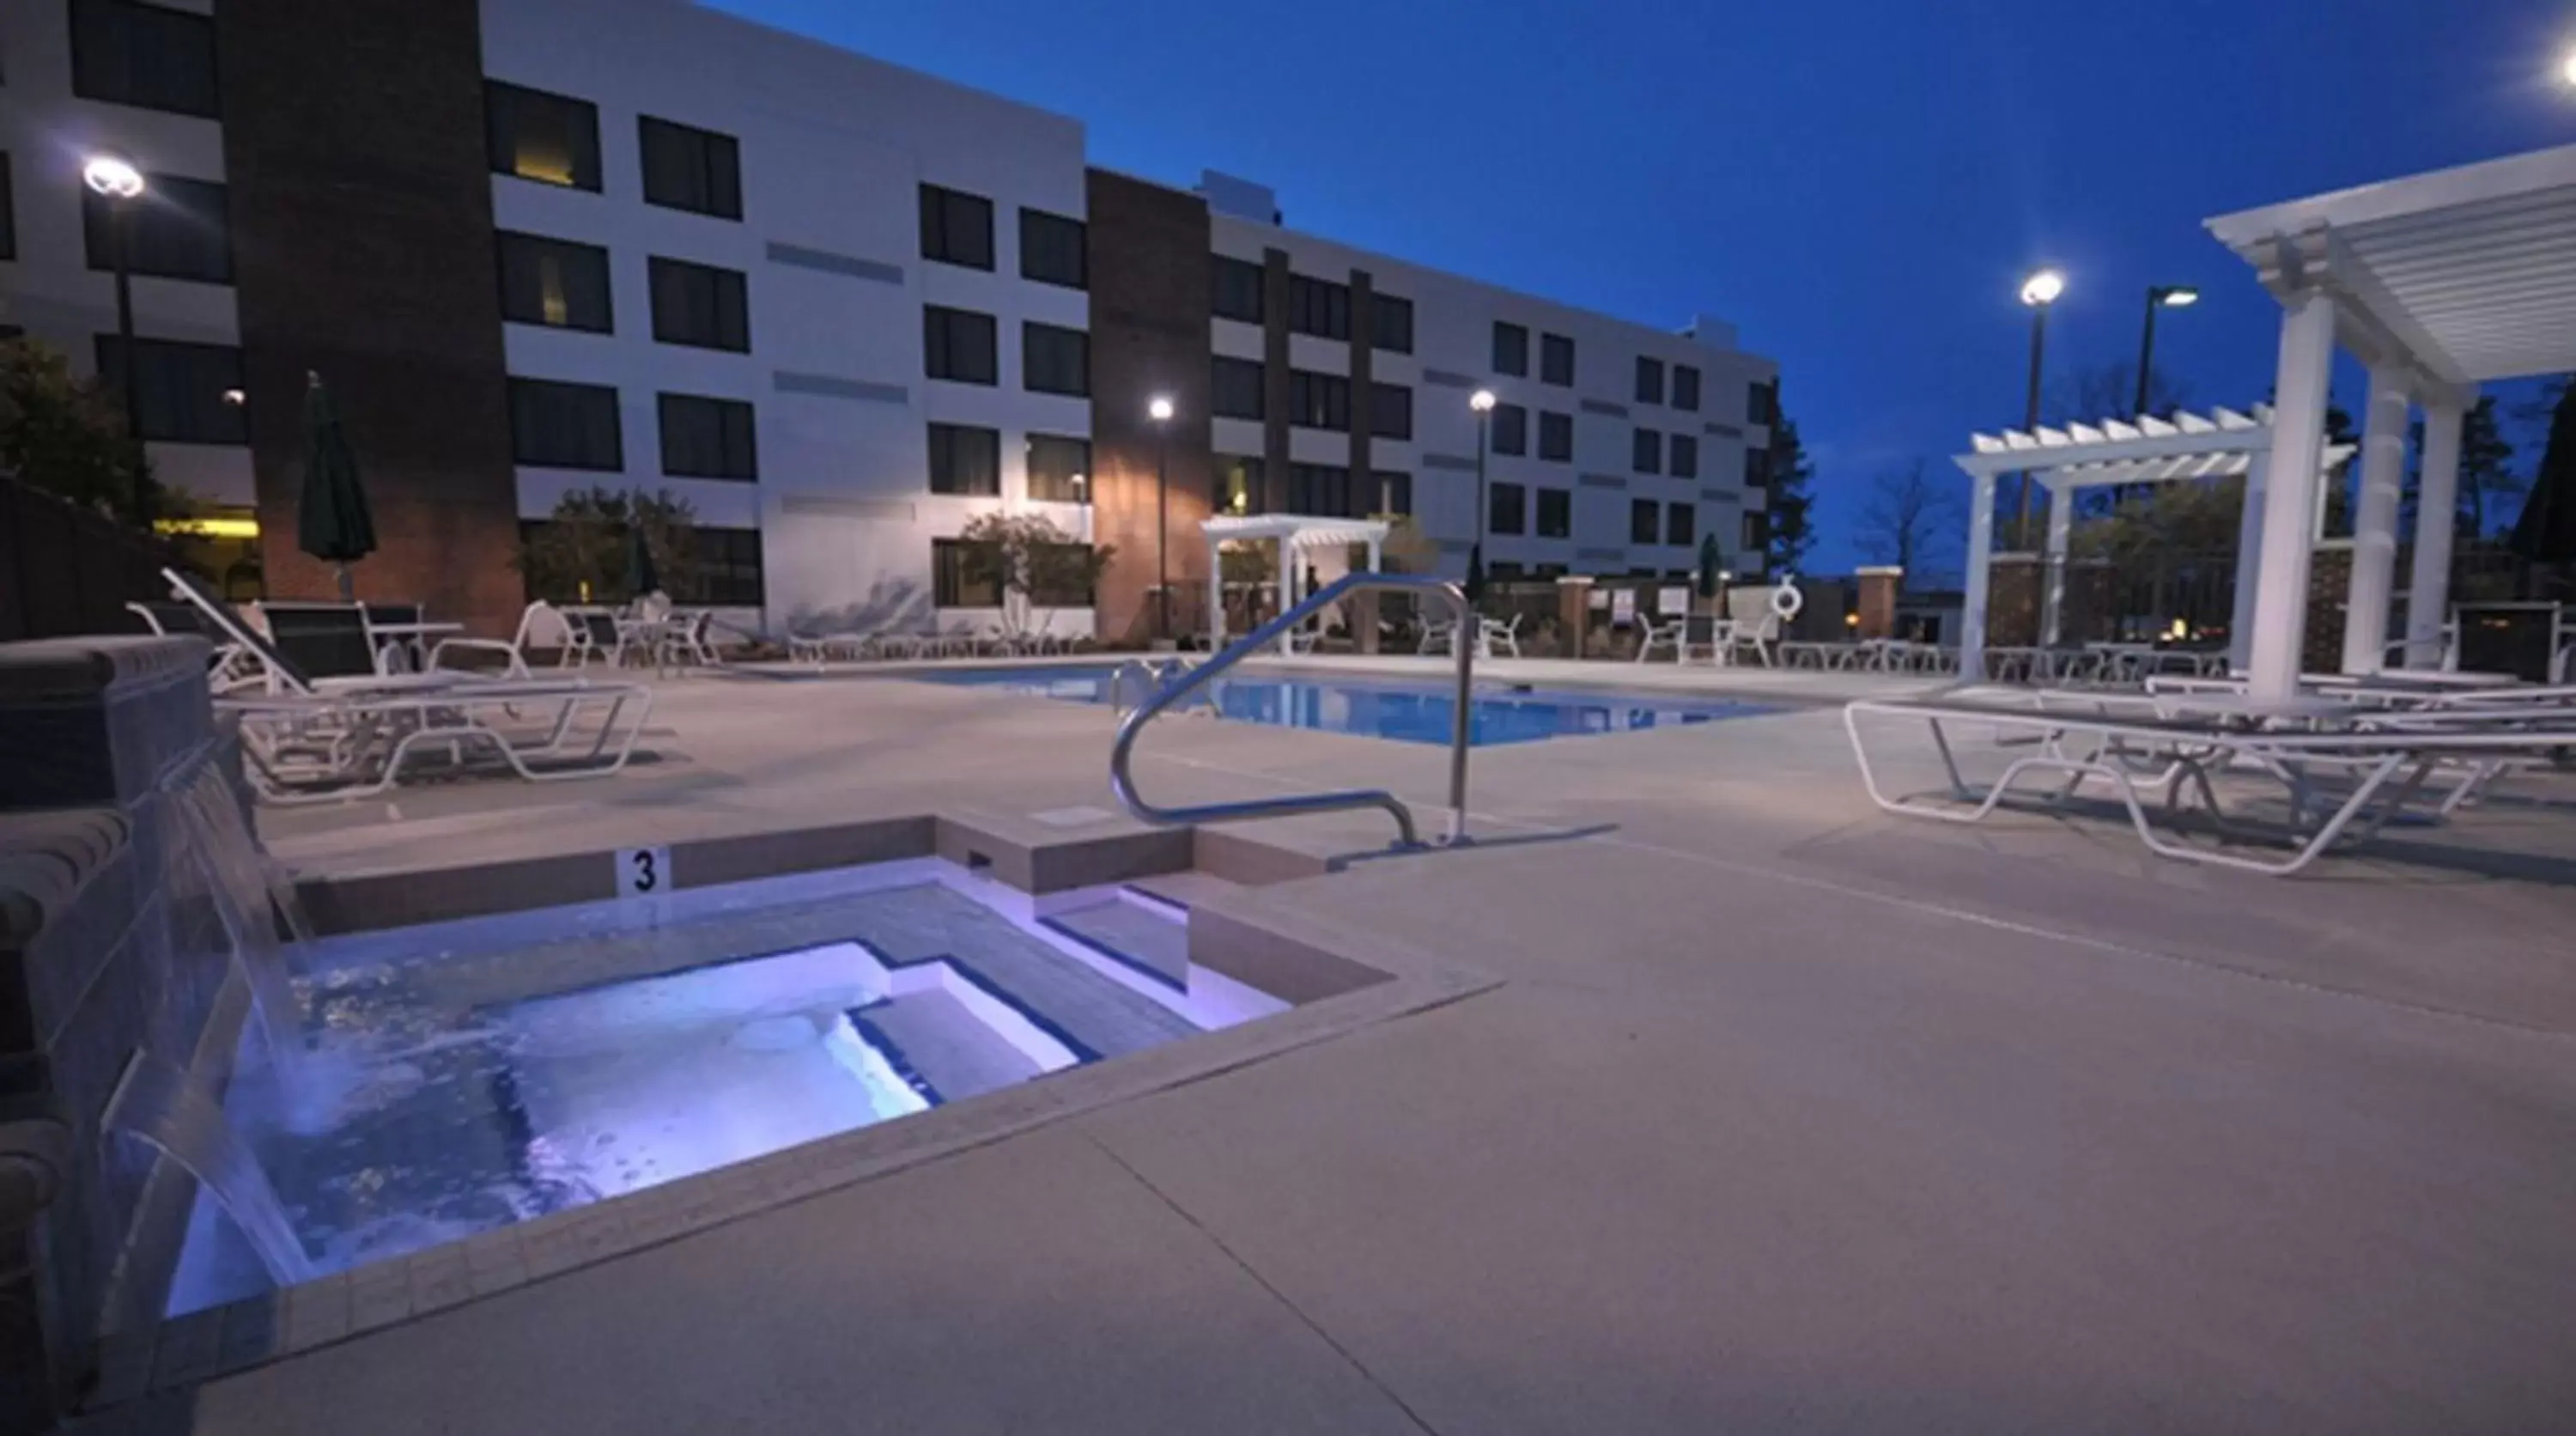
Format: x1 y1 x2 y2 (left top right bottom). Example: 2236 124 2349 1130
85 155 149 527
1468 389 1496 595
1148 394 1174 640
2133 283 2199 417
2014 269 2064 551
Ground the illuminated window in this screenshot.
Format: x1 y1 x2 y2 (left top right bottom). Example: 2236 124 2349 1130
496 232 611 333
486 82 601 192
1026 435 1090 503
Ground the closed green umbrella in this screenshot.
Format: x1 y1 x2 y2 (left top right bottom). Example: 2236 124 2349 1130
295 374 374 600
1695 532 1725 599
627 521 663 600
1462 544 1486 605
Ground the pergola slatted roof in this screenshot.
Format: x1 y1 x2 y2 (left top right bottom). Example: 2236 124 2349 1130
2207 141 2576 385
1953 405 2351 490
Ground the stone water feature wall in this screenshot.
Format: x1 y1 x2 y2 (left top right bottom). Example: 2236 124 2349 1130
0 636 248 1431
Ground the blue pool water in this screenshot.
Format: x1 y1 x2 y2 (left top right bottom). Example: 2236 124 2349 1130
917 665 1771 745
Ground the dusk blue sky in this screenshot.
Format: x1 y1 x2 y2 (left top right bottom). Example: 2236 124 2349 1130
718 0 2576 572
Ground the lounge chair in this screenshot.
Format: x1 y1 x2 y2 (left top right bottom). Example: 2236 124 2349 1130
427 600 580 678
128 599 261 691
1844 693 2576 876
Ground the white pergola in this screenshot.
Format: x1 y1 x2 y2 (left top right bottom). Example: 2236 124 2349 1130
1201 513 1390 654
1951 406 2354 680
2207 140 2576 700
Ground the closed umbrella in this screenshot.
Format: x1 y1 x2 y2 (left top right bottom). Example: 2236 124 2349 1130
1695 532 1725 600
627 521 664 601
294 374 374 601
1462 544 1486 605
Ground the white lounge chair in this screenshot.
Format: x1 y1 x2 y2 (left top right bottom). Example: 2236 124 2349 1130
426 600 580 679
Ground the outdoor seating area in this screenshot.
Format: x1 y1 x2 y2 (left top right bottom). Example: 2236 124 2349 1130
785 621 1089 666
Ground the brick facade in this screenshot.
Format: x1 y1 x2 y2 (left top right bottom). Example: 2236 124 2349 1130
217 0 525 635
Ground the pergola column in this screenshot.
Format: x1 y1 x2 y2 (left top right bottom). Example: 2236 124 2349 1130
1278 537 1297 655
1206 532 1226 650
1958 470 1999 681
2340 366 2412 672
2039 481 2074 647
2246 289 2339 703
2404 398 2466 668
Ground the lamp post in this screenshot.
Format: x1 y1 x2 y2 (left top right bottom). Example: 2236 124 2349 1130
1468 389 1496 599
84 155 149 527
2014 268 2064 550
1148 393 1174 638
2134 284 2199 417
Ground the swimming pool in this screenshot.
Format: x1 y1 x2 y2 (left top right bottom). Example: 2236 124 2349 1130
917 665 1771 745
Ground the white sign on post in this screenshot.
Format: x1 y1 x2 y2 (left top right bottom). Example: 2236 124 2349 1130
617 846 672 898
1611 590 1637 626
1658 587 1691 616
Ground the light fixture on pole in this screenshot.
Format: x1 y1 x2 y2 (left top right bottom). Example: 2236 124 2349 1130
2134 284 2199 417
2561 44 2576 88
1468 389 1497 602
2013 268 2064 550
85 154 150 526
1148 394 1175 639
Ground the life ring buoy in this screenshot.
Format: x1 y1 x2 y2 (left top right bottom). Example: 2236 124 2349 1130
1769 580 1804 622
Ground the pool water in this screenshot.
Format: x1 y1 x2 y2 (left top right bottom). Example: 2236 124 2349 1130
918 665 1771 745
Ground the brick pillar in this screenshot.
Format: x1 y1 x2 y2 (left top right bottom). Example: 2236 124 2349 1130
1987 555 2042 648
1086 170 1214 646
2306 546 2353 676
1556 575 1595 659
1855 566 1902 640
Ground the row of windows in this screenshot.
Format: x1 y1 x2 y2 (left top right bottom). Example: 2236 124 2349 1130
507 379 758 480
1206 456 1411 520
1483 405 1701 478
1492 322 1708 411
919 183 1088 289
930 537 1096 608
70 0 219 119
1631 429 1701 479
521 520 766 606
76 172 233 283
496 236 750 351
923 307 1089 395
1487 486 1699 548
1207 360 1412 439
488 82 744 221
1208 257 1414 352
926 424 1090 502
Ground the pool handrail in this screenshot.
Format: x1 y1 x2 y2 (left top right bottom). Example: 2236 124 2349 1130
1109 571 1475 848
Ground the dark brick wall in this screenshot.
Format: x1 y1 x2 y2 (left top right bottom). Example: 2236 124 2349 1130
1348 269 1374 502
1261 249 1292 515
1085 171 1214 643
217 0 525 635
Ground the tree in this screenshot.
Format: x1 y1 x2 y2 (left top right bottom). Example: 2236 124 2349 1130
2044 361 2188 425
1363 512 1440 575
1857 459 1963 580
955 511 1113 636
0 336 153 517
518 487 700 603
2402 395 2521 538
1764 410 1816 575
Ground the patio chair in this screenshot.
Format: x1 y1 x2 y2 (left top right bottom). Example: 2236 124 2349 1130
128 599 261 691
1843 692 2576 876
427 600 578 679
1479 615 1523 659
1635 615 1688 664
253 602 381 682
1720 585 1795 667
1418 619 1459 655
227 680 655 805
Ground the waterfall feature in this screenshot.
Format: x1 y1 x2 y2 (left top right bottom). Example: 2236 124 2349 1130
102 1053 318 1287
170 768 311 1059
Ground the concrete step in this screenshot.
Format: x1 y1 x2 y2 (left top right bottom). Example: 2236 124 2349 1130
1043 898 1188 991
850 989 1042 1104
1122 870 1244 914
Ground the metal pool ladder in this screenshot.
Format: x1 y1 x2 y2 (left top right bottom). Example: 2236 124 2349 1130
1108 571 1477 849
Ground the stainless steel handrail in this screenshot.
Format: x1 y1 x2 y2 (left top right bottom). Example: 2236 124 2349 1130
1109 571 1475 848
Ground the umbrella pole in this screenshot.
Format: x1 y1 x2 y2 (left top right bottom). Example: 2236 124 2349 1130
335 563 354 602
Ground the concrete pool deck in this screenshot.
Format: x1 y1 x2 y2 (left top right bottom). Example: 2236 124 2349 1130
119 662 2576 1432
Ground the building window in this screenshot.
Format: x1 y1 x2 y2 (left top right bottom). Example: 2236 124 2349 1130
486 82 601 191
1289 370 1350 431
1289 275 1351 340
932 538 1002 607
1491 562 1526 581
657 393 756 480
1667 502 1696 546
919 184 994 271
1028 542 1097 607
0 155 16 261
1744 446 1771 487
1673 364 1701 411
1535 489 1571 539
648 258 750 351
1540 333 1575 386
70 0 218 119
1212 256 1265 323
1538 411 1573 462
1212 356 1264 421
1370 382 1413 441
1372 294 1413 353
689 527 766 605
1490 482 1527 536
1212 454 1264 514
1491 403 1527 456
923 306 998 385
1748 380 1777 426
82 174 229 283
1026 434 1090 503
927 422 1001 496
1670 433 1699 480
1287 463 1354 516
1492 321 1528 376
495 232 613 333
1020 209 1086 289
1023 322 1089 397
1631 427 1662 475
1635 356 1666 405
639 116 743 220
1631 498 1661 545
1742 510 1770 553
1374 470 1412 516
509 378 623 471
91 337 243 444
